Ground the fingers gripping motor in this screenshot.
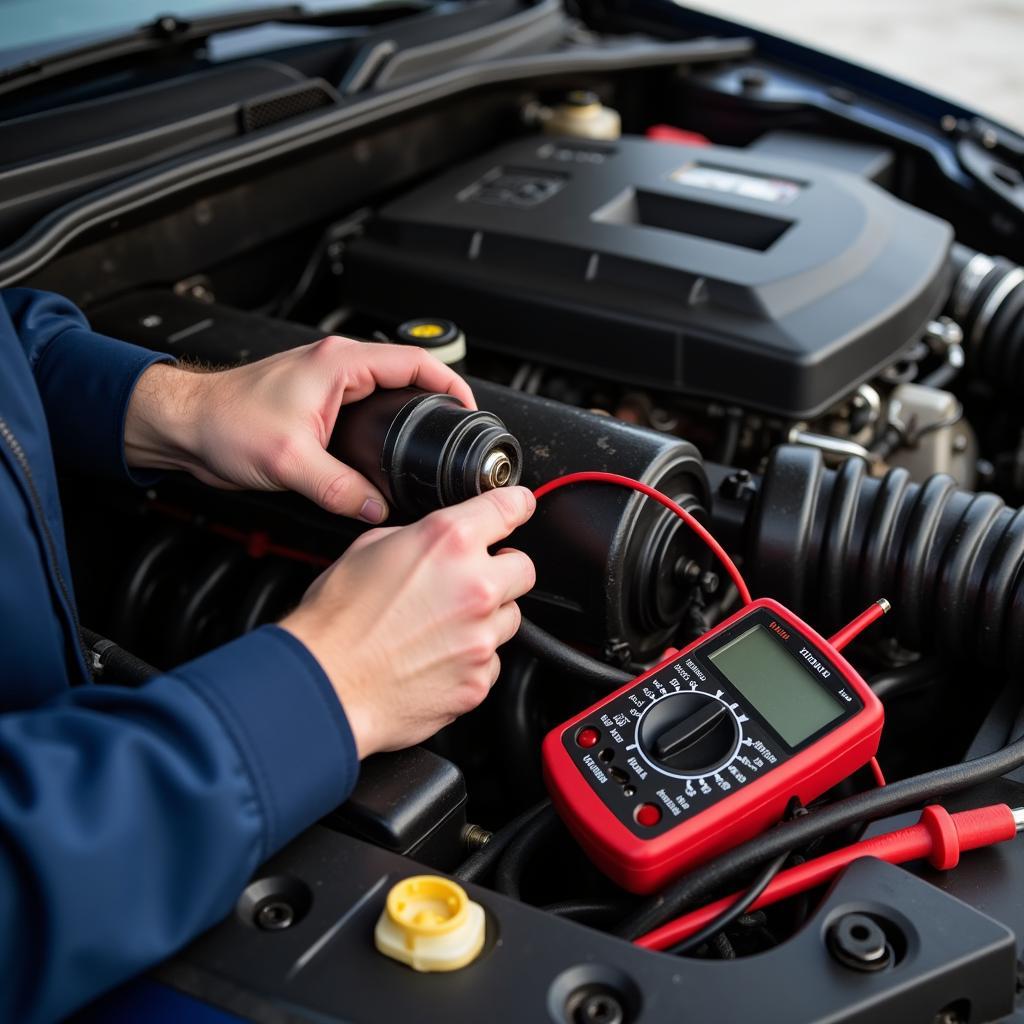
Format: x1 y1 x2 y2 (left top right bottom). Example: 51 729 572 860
332 378 712 662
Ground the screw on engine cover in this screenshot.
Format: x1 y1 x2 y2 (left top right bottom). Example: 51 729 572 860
827 913 893 972
256 900 295 931
571 990 625 1024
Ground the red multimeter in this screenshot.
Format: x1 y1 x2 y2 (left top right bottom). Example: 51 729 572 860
541 597 884 894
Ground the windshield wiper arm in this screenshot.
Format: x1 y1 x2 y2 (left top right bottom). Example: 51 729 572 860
0 1 433 97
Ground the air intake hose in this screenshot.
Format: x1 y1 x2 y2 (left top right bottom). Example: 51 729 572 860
950 245 1024 390
745 445 1024 669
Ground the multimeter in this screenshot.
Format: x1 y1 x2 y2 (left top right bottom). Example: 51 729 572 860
541 597 884 894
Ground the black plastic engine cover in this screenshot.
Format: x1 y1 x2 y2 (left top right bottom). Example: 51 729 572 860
347 136 953 418
148 829 1017 1024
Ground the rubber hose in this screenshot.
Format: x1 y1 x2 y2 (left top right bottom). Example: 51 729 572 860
618 728 1024 939
453 799 551 884
542 897 635 925
745 445 1024 668
950 248 1024 392
494 804 562 900
516 616 632 691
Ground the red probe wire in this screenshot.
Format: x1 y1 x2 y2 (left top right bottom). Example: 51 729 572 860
532 472 753 606
829 599 892 652
634 802 1023 951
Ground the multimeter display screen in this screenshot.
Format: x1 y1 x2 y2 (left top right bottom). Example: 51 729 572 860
709 624 844 747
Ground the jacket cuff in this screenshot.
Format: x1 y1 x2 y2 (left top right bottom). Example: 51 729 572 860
167 625 359 858
32 326 173 483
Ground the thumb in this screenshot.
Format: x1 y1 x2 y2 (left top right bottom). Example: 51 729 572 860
286 437 389 522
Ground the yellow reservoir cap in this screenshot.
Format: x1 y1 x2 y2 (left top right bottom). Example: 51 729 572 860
374 875 486 972
406 322 446 339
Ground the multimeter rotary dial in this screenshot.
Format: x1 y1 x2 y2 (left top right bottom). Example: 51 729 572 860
636 690 741 777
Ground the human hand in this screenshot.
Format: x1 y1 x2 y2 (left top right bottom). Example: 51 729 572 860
124 337 475 523
280 486 536 758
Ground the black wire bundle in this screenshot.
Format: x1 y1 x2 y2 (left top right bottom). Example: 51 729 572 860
618 731 1024 940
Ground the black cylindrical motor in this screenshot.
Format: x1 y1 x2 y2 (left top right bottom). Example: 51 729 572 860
330 378 710 661
744 445 1024 670
471 379 710 662
330 387 522 518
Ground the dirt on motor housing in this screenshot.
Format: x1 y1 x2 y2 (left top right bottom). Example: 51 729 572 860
346 135 953 419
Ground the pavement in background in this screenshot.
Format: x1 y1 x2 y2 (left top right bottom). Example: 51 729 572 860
688 0 1024 133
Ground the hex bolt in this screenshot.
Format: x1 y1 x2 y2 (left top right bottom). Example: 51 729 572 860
827 913 893 972
256 900 295 931
700 571 720 595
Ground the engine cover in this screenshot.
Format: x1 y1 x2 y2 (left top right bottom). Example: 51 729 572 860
347 136 953 418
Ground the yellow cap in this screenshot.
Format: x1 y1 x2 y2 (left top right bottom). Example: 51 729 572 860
406 322 446 339
374 876 486 972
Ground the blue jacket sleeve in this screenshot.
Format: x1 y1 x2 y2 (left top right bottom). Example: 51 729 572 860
2 288 172 482
0 625 359 1024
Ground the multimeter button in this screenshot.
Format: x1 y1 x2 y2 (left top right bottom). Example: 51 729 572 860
576 727 600 748
635 803 662 827
639 692 739 775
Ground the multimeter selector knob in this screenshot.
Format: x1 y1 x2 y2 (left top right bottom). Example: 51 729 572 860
638 692 739 775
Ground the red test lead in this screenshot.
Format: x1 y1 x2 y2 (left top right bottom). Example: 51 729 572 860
635 802 1024 952
829 598 891 652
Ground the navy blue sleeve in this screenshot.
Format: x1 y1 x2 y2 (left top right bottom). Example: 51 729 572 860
0 625 359 1024
1 288 172 482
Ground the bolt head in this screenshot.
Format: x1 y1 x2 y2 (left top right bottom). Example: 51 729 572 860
256 901 294 931
828 913 892 971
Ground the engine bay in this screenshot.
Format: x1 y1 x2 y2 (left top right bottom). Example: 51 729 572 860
6 3 1024 1017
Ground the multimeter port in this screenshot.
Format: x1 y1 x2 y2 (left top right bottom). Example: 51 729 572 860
542 598 884 893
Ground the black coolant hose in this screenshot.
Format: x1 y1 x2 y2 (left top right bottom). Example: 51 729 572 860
950 245 1024 390
618 728 1024 939
516 616 633 691
494 804 562 900
744 445 1024 670
454 799 552 884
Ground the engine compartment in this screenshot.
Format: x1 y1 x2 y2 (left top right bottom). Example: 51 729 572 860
8 11 1024 1016
348 134 952 420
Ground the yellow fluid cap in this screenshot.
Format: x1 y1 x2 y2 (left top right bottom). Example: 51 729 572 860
406 322 446 339
374 875 486 972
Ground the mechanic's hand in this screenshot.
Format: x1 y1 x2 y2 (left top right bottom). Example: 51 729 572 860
124 338 475 523
280 486 536 757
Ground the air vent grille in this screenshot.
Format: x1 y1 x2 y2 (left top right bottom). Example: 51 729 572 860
240 81 338 133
